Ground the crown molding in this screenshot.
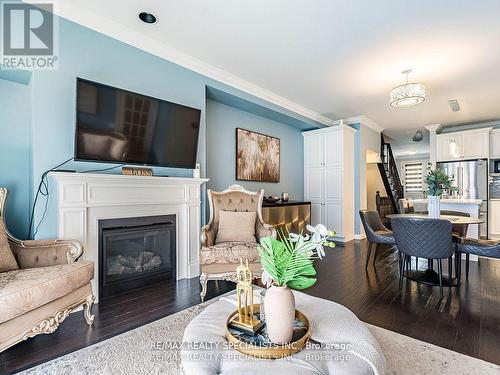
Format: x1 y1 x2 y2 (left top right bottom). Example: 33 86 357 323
424 124 442 133
35 0 336 127
343 116 385 133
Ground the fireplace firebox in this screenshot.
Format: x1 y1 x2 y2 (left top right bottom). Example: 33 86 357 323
98 215 176 301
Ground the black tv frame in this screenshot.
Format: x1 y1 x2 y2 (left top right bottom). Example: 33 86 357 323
74 77 201 169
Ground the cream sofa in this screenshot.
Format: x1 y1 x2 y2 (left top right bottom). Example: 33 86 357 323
0 188 95 352
199 185 276 301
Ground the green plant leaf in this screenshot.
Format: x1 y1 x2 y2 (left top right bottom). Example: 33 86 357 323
287 276 317 290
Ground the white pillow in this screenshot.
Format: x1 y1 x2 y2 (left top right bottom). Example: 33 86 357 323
215 211 257 244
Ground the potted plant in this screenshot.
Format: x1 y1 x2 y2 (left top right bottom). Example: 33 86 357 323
424 167 456 218
258 224 335 343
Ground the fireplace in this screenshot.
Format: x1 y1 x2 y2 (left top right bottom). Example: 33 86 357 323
98 215 176 301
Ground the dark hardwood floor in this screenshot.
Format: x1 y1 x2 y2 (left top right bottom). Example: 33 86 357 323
2 240 500 374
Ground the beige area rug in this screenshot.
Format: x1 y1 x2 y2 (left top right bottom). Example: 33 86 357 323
21 299 499 375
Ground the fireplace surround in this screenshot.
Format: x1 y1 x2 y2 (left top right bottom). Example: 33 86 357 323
49 171 208 302
99 215 176 301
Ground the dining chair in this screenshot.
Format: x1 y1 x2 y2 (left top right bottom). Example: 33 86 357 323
391 217 453 298
457 238 500 282
359 210 396 269
440 210 469 279
398 198 415 214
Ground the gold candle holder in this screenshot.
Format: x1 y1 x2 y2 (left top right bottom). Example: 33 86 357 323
228 258 263 333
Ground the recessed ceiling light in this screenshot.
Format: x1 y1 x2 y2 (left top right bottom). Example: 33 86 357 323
139 12 158 24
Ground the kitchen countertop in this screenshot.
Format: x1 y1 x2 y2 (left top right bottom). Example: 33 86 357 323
413 198 483 205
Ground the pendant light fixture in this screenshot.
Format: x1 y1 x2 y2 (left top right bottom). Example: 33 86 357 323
390 69 426 107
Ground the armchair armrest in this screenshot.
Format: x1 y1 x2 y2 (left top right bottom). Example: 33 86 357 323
256 220 277 241
9 239 83 269
200 224 216 247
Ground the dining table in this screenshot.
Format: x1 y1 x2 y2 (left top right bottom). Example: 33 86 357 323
386 213 485 287
386 213 484 226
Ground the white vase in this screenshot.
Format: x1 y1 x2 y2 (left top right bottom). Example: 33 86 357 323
264 285 295 343
428 195 441 218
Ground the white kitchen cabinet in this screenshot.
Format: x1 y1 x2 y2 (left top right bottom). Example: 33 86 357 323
436 128 491 162
462 131 489 159
490 129 500 159
437 134 462 161
303 125 356 242
489 200 500 239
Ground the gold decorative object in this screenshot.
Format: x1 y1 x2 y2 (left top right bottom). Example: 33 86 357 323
122 166 153 176
226 304 311 359
228 258 263 333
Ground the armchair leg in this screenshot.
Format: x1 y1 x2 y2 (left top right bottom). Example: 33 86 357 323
200 273 208 302
83 294 95 325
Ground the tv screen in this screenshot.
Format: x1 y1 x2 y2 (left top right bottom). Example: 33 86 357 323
75 78 201 169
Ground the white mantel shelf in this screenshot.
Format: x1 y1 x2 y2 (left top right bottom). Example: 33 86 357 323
49 172 209 301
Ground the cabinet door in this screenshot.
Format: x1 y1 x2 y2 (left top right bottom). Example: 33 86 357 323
324 167 343 201
489 201 500 238
305 169 323 201
437 134 462 161
463 132 489 159
310 203 324 226
491 132 500 159
323 130 343 166
304 134 324 168
325 202 343 237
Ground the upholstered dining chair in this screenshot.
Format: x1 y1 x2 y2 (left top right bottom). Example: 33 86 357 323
457 238 500 282
359 210 396 269
398 198 415 214
439 210 470 278
199 185 276 301
391 217 453 298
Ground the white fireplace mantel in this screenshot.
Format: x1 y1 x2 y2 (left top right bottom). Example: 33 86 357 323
49 172 209 301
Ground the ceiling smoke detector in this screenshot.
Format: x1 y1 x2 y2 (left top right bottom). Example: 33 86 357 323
448 99 460 112
412 130 423 142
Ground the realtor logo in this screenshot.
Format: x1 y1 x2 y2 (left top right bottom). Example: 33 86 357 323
1 2 58 70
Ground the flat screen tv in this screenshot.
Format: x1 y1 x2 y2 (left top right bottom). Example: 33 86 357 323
75 78 201 169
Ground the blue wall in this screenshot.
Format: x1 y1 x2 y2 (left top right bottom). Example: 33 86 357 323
0 79 31 239
1 14 316 239
206 100 304 199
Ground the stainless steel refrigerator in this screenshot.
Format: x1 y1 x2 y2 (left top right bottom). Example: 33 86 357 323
437 159 488 238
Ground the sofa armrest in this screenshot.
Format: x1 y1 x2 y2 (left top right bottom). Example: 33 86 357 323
9 239 83 269
200 224 216 247
256 220 277 241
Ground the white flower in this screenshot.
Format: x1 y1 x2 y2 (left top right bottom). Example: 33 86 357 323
315 244 326 259
289 232 310 249
261 269 273 288
306 224 330 259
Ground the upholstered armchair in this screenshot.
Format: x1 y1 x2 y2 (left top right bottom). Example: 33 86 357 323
199 185 276 301
0 188 95 352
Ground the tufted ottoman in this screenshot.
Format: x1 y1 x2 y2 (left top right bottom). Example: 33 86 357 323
181 290 386 375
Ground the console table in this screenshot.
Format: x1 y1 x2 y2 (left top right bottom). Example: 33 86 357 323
262 201 311 235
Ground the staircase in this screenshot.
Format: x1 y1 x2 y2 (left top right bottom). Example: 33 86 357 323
377 133 404 213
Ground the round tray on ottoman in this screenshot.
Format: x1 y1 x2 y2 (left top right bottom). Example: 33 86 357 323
226 304 311 359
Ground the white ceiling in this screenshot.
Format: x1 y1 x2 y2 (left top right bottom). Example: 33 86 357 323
55 0 500 154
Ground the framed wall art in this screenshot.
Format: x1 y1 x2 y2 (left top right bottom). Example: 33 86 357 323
236 128 280 183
